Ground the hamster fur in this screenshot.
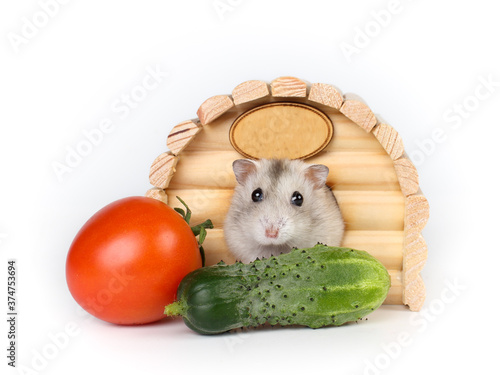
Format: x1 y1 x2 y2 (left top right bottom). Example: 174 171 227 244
224 158 345 263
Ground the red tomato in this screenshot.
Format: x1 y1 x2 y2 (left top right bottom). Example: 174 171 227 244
66 196 201 325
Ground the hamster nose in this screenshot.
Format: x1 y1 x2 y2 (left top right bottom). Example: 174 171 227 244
265 227 279 238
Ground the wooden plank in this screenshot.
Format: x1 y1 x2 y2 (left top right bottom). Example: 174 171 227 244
372 122 405 160
340 93 377 132
403 234 428 281
404 274 425 311
168 150 400 191
404 192 430 238
183 110 386 153
201 228 403 269
309 150 399 191
271 76 308 97
386 270 403 304
342 230 404 268
145 188 168 204
394 156 419 197
308 82 343 109
232 80 269 105
166 189 405 231
403 192 429 311
166 120 202 156
196 95 234 125
149 152 178 189
336 191 405 231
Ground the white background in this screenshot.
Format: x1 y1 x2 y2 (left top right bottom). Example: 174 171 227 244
1 1 499 374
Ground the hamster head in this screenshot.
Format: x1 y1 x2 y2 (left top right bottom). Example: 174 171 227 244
224 158 345 263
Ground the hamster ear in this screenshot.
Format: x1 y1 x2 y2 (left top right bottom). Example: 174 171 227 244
304 164 329 190
232 159 257 185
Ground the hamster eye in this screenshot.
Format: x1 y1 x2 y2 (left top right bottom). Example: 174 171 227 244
252 188 263 202
291 191 303 206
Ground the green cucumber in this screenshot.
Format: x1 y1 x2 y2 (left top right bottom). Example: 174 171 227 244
164 244 390 334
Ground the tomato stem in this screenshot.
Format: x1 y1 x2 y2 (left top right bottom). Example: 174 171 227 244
175 197 213 267
175 196 192 224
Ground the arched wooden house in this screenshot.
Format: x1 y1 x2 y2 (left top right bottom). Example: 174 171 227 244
146 77 429 311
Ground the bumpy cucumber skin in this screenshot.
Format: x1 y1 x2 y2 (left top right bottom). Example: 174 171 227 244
167 245 391 334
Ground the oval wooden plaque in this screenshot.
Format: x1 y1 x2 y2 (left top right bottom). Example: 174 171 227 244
229 102 334 160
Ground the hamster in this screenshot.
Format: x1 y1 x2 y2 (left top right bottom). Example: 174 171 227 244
224 158 345 263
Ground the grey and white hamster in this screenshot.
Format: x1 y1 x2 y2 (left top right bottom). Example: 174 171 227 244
224 158 345 263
